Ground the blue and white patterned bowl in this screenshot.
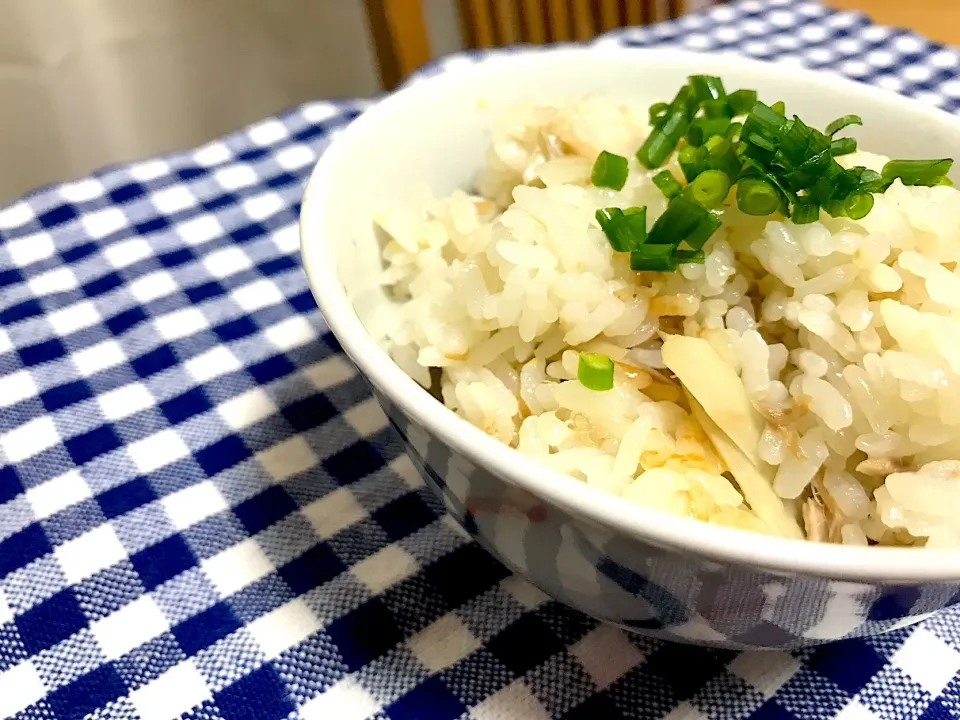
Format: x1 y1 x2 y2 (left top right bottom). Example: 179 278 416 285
301 47 960 649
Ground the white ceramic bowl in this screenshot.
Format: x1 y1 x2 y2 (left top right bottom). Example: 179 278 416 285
301 46 960 648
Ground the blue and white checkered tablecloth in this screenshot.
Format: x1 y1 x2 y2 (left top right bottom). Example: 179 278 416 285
2 1 960 718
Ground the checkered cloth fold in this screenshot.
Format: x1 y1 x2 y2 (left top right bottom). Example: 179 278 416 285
1 1 959 718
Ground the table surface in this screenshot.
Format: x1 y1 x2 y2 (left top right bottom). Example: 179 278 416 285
826 0 958 46
1 1 960 719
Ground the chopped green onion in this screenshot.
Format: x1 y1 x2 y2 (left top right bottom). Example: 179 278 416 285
648 195 709 245
728 89 758 116
689 75 727 102
649 102 669 127
783 149 834 191
778 116 827 167
830 137 857 156
622 209 648 246
687 116 733 148
686 125 705 148
630 244 677 272
791 197 820 224
843 192 874 220
706 139 742 182
641 79 952 233
742 101 787 135
737 177 781 216
595 208 629 252
623 206 648 239
823 198 846 218
825 114 862 135
857 168 886 193
674 248 706 264
881 159 954 187
697 117 733 140
636 111 688 168
701 99 732 119
578 352 615 391
684 212 723 251
653 170 683 199
747 133 777 152
739 102 786 163
689 169 731 208
704 135 726 153
834 168 862 199
678 145 707 182
591 150 629 190
636 85 696 169
595 207 646 252
810 174 838 205
939 176 956 187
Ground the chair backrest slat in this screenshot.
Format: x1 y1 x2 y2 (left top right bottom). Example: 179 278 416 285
625 1 649 26
368 0 692 88
519 0 548 44
493 0 521 45
598 0 623 32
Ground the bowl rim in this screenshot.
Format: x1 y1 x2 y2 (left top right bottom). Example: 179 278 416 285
300 44 960 583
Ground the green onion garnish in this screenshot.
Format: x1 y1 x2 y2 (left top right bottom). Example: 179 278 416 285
591 151 629 190
653 170 683 199
791 197 820 225
678 145 707 183
747 133 777 153
834 168 862 199
578 352 615 391
706 139 741 182
649 102 669 127
691 117 732 145
739 107 785 164
595 207 646 252
674 249 706 264
623 206 648 240
857 168 886 193
704 134 726 153
737 177 781 216
648 195 708 245
630 244 677 272
689 169 731 208
830 138 857 156
783 149 833 190
778 116 824 168
636 112 687 169
825 114 863 135
684 212 722 251
636 85 696 169
728 89 758 116
630 76 955 261
689 75 727 103
881 159 954 187
843 192 875 220
702 99 732 119
810 174 838 205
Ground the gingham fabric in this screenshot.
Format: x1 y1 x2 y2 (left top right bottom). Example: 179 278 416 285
1 1 960 718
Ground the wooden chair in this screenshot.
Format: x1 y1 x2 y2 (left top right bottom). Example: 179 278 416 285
365 0 687 90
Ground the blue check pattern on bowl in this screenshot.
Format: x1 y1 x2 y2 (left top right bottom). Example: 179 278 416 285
1 0 959 718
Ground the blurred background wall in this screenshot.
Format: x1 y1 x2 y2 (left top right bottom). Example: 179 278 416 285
0 0 469 203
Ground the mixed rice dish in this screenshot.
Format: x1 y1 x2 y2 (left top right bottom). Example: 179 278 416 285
375 76 960 548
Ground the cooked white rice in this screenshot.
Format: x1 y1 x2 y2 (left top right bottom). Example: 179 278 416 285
376 96 960 548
